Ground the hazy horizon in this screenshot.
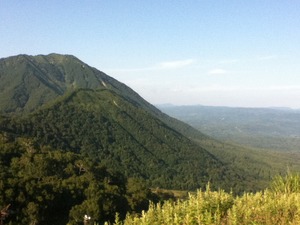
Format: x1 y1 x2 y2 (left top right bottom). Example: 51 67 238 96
155 102 300 110
1 1 300 108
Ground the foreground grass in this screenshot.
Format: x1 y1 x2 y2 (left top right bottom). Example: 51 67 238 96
108 174 300 225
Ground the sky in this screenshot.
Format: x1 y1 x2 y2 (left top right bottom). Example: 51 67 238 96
1 1 300 108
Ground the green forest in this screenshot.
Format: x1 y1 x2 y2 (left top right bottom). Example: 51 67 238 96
0 88 243 191
0 133 159 224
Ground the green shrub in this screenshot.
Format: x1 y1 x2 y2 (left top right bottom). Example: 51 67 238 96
270 172 300 194
112 178 300 225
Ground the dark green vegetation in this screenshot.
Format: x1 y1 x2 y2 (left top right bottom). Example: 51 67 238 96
1 88 237 190
158 105 300 151
0 134 156 224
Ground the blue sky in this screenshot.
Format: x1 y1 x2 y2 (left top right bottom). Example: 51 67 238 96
1 1 300 108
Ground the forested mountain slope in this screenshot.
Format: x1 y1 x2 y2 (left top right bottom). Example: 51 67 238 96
0 54 206 141
0 88 242 191
0 54 247 192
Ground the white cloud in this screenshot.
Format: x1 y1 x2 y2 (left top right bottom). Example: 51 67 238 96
257 55 279 61
184 85 300 92
105 66 155 73
158 59 196 69
105 58 197 73
208 69 227 75
219 59 239 64
258 85 300 91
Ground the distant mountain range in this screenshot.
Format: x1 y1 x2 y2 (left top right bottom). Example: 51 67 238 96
158 104 300 151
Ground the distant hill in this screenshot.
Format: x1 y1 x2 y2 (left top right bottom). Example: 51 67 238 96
158 105 300 151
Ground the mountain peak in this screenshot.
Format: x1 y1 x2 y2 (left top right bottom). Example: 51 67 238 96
0 54 117 113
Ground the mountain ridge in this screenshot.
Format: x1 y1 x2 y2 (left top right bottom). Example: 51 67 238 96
0 53 156 114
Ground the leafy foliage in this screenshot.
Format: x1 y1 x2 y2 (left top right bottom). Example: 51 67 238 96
270 171 300 194
0 134 156 224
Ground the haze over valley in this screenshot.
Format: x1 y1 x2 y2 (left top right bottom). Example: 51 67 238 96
158 104 300 151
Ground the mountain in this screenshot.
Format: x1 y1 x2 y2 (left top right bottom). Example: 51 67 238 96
0 54 246 192
0 53 205 140
0 53 205 141
0 54 157 114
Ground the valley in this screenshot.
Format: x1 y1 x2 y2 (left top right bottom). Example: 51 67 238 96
158 104 300 190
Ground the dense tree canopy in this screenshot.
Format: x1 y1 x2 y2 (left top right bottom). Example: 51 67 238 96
0 89 244 192
0 133 156 224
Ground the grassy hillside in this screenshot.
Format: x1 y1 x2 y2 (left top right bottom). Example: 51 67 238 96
116 174 300 225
